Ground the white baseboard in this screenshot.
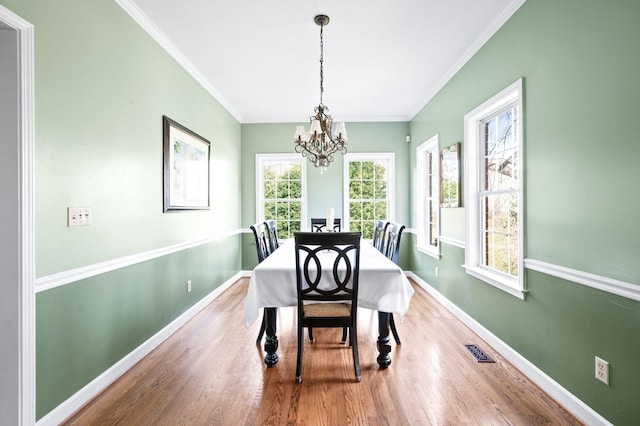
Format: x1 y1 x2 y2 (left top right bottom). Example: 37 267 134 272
406 272 612 426
36 272 244 426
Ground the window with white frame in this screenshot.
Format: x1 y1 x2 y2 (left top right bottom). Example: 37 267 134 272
416 135 440 257
256 154 307 239
343 153 395 239
464 79 524 298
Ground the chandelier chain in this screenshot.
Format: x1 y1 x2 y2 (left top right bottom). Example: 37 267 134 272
293 14 347 173
319 24 324 105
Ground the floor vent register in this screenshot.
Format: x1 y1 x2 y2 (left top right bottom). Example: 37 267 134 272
463 344 495 363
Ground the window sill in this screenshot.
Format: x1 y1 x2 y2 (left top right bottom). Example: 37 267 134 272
417 245 440 260
463 265 526 300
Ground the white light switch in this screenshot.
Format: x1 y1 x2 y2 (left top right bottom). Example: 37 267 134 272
68 207 91 227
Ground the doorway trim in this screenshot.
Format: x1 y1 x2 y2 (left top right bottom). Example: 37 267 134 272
0 5 35 425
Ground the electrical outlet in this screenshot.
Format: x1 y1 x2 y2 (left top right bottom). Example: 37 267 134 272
435 267 439 277
187 280 192 293
68 207 91 227
595 356 609 385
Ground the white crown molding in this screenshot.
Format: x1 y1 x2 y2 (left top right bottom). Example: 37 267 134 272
406 272 612 426
114 0 242 122
35 272 244 426
36 229 243 292
408 0 527 120
242 114 410 124
524 258 640 303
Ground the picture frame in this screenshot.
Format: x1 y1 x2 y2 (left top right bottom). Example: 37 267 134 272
440 142 460 208
163 116 211 211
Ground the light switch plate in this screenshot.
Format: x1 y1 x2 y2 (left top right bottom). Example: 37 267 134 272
68 207 91 227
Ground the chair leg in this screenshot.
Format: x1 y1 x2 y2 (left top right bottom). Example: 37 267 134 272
256 314 266 344
390 314 401 345
351 325 361 382
308 327 314 342
341 327 348 344
295 325 304 383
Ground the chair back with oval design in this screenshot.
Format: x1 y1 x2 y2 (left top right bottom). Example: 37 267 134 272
293 231 362 383
310 218 341 232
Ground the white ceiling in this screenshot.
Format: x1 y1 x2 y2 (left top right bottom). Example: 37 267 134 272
124 0 525 123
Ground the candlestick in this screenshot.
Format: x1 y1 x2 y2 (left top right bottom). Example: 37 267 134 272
326 208 334 232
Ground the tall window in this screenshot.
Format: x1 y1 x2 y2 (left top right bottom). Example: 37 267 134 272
416 135 439 257
343 153 395 239
464 79 524 298
256 154 306 239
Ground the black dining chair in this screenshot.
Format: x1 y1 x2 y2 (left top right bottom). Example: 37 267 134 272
250 222 274 344
383 222 406 265
372 220 389 252
311 217 341 232
293 231 362 383
310 217 347 342
264 219 279 253
381 222 406 344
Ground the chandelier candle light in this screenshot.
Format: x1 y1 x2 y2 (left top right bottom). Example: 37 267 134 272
294 14 347 173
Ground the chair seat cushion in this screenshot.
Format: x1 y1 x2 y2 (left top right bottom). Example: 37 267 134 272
303 303 351 317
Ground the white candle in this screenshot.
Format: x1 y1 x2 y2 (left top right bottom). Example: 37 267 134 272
326 208 334 231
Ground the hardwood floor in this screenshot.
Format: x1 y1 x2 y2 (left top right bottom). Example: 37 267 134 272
64 278 582 425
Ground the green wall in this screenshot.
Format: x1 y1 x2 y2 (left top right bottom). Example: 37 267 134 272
24 0 241 277
0 0 242 419
241 121 411 270
36 237 240 418
4 0 637 423
409 0 640 424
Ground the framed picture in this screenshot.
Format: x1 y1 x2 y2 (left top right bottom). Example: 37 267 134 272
440 142 460 208
163 116 211 211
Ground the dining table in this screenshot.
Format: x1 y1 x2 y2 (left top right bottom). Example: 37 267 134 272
244 237 415 368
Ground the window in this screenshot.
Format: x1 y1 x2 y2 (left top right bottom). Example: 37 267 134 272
256 154 307 239
464 79 524 298
416 135 440 258
343 153 395 239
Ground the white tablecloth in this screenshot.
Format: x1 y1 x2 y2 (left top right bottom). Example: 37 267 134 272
244 240 415 327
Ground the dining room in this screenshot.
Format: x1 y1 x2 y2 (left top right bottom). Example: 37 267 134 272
4 0 639 425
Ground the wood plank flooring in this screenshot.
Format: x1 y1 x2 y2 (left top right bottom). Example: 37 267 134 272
64 278 582 425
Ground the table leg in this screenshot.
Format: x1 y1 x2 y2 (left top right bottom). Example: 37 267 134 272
264 307 279 367
377 311 392 368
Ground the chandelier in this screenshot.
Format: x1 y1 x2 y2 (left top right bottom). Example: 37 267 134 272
294 14 347 173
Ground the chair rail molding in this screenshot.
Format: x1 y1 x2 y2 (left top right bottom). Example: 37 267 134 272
524 258 640 303
438 235 466 249
36 229 243 292
414 235 638 302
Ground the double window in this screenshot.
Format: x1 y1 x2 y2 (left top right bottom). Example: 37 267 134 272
464 79 524 298
343 153 395 239
256 154 306 239
416 135 440 258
